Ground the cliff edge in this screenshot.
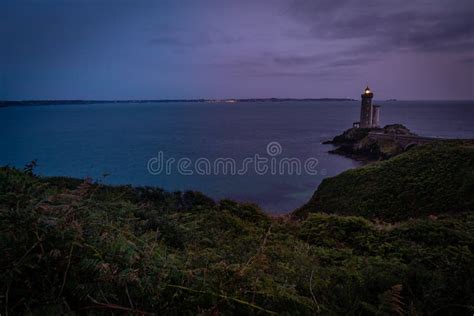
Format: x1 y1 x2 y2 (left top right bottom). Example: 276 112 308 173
294 140 474 221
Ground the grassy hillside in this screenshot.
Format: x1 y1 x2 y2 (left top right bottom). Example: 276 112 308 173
294 141 474 221
1 166 473 314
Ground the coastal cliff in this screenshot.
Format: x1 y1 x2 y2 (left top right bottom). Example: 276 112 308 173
294 140 474 221
324 124 418 161
2 140 474 315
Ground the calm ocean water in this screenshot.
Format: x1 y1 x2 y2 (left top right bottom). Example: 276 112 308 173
1 100 473 213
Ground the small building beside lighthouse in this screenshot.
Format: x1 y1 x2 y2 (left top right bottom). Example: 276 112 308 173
354 86 381 128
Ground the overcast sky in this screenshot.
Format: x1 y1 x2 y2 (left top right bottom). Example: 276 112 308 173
1 0 473 100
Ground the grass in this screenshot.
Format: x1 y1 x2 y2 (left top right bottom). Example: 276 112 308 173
1 148 473 314
295 140 474 221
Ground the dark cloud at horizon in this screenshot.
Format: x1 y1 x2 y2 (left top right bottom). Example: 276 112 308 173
0 0 473 100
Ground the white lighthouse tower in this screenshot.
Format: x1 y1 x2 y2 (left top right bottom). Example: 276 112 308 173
355 86 381 128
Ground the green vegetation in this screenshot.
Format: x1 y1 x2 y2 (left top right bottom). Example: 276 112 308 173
295 141 474 222
1 161 473 314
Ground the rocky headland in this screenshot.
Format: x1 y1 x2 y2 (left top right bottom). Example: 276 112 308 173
323 124 419 161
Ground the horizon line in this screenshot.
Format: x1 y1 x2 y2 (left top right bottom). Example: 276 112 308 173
2 98 474 103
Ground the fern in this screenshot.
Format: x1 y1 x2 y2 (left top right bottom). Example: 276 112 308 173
378 284 405 315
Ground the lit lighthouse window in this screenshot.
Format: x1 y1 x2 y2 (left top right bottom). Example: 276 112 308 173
365 87 371 94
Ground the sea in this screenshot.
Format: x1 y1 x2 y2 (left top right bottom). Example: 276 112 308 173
1 100 473 214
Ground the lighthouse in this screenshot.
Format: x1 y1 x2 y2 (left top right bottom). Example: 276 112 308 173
355 86 380 128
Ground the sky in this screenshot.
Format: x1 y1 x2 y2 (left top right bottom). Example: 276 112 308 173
1 0 473 100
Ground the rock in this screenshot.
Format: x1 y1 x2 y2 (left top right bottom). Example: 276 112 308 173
382 124 416 135
324 124 417 161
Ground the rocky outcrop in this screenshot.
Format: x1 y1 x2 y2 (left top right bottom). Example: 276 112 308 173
324 124 417 161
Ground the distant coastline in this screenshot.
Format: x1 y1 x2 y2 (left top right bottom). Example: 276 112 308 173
0 98 356 108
